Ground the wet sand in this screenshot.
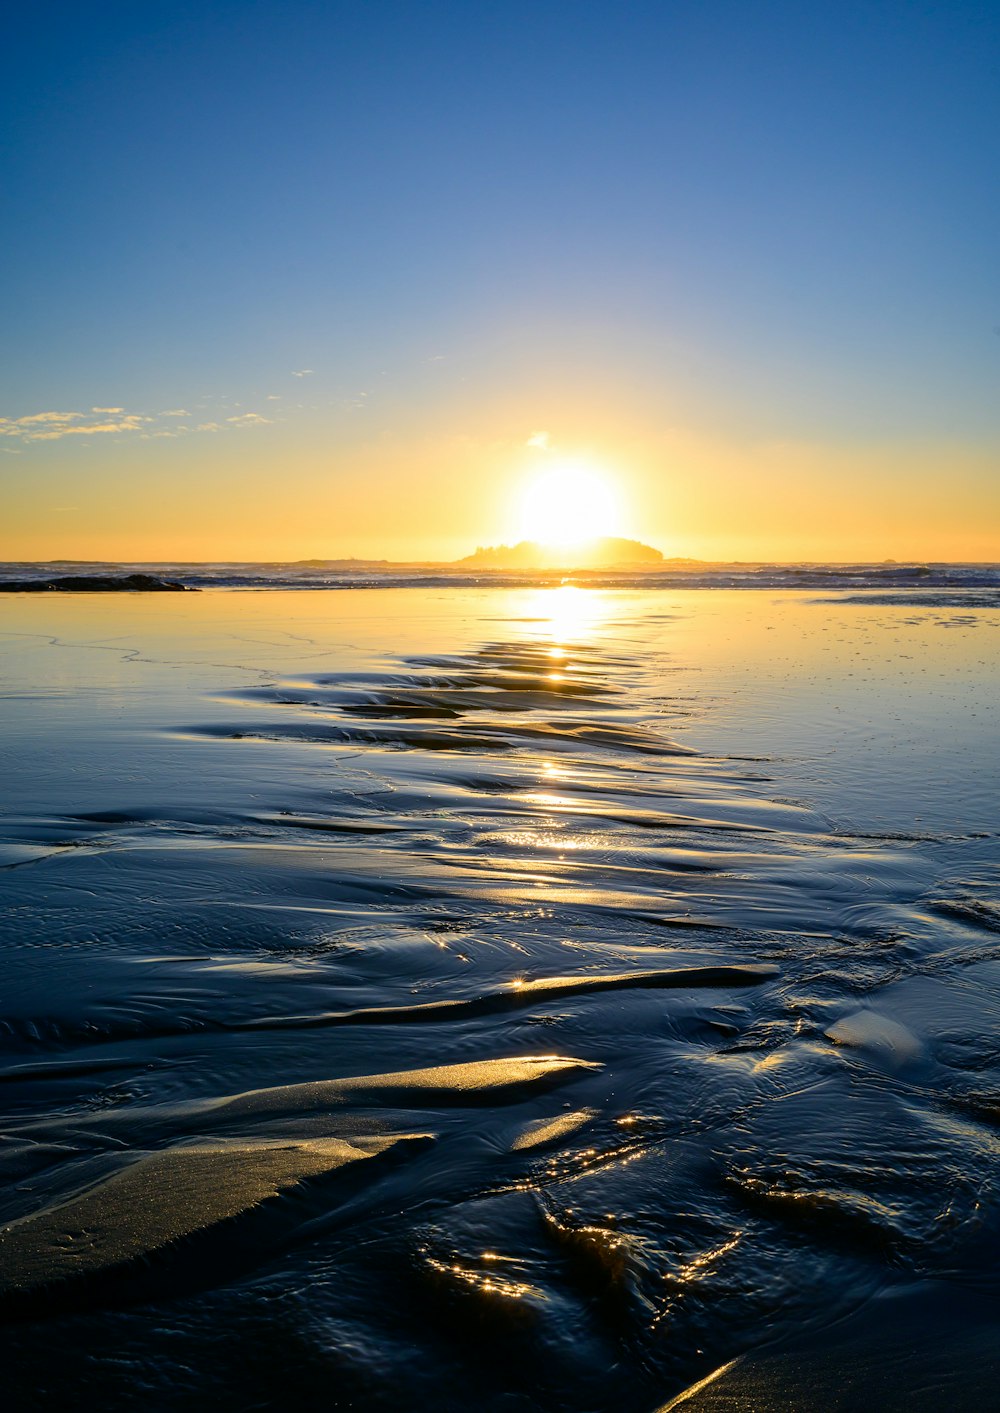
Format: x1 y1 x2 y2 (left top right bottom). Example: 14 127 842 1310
1 586 999 1409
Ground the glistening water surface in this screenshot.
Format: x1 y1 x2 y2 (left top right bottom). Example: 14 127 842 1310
1 587 999 1410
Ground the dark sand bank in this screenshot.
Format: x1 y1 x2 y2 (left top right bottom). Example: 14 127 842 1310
0 587 998 1409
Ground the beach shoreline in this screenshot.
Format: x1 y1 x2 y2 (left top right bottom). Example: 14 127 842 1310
1 584 998 1409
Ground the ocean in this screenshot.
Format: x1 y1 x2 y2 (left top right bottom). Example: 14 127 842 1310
5 558 1000 594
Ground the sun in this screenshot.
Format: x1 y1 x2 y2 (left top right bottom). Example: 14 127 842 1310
516 462 623 547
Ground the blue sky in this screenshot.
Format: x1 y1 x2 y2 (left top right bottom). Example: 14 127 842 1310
2 1 999 558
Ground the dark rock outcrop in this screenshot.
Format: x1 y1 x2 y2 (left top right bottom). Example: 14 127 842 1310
1 573 194 593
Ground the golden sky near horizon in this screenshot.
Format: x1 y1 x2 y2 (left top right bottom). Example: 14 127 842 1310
4 416 999 563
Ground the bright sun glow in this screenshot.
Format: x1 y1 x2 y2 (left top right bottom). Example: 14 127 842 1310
516 463 622 547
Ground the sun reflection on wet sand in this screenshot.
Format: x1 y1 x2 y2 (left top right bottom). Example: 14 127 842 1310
524 584 616 646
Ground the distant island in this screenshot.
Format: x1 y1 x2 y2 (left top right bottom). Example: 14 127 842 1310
458 537 664 570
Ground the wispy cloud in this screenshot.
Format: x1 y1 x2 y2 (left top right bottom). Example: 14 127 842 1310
0 410 145 441
5 411 86 427
30 417 149 440
291 369 313 377
527 430 550 449
1 403 275 444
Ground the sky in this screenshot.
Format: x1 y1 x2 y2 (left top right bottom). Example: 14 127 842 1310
2 0 999 562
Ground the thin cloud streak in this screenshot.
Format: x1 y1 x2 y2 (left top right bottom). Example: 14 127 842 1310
0 404 274 443
30 419 148 440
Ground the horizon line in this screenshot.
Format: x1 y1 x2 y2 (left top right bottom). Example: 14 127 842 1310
4 556 1000 568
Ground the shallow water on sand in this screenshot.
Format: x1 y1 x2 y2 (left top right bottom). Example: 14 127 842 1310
1 587 999 1410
